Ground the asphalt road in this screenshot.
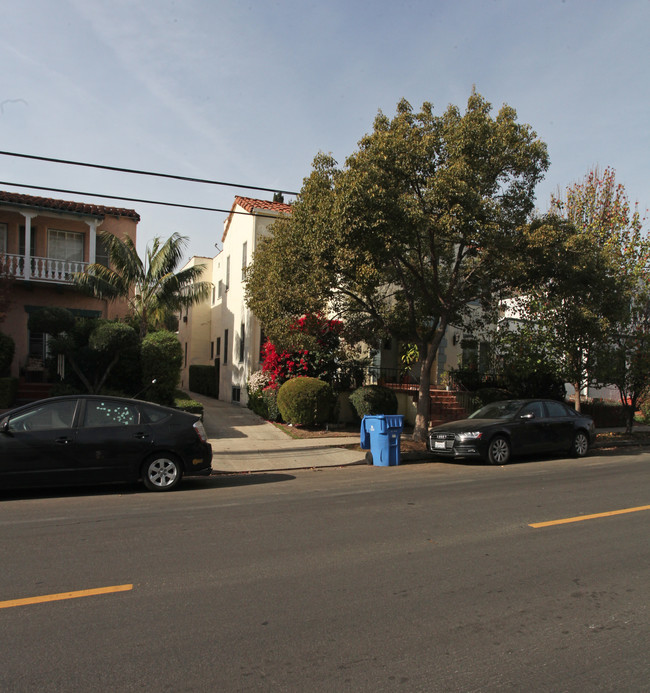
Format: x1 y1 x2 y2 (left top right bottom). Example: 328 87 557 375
1 449 648 692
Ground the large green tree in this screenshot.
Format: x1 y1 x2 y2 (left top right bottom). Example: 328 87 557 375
27 308 140 394
246 92 549 440
516 168 649 411
599 283 650 431
75 232 211 338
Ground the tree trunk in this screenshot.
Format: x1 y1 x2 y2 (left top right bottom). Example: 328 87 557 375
573 382 581 412
413 335 444 442
624 405 634 435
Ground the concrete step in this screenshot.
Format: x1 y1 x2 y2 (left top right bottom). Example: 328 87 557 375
15 380 54 406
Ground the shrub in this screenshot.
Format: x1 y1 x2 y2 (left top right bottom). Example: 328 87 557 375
580 399 627 428
247 388 268 418
262 386 282 422
0 377 17 408
246 370 272 419
639 390 650 423
473 388 512 407
141 331 182 406
0 331 15 377
349 385 398 418
277 377 335 426
174 390 203 416
189 365 218 397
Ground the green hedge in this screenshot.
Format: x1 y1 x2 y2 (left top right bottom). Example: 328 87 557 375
0 377 18 408
141 331 182 406
188 365 218 397
277 377 335 426
173 390 204 416
349 385 398 418
580 400 627 428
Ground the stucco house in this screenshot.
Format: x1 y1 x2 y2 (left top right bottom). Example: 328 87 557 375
178 194 480 415
0 190 139 395
178 196 292 403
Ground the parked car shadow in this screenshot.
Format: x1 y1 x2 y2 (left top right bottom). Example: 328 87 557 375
181 472 296 489
0 472 296 501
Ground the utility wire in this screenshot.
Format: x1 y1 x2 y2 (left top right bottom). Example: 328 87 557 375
0 150 300 197
0 181 289 219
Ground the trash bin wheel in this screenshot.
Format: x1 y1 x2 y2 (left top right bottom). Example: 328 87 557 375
365 451 374 465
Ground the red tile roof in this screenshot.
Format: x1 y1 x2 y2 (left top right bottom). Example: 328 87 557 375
233 196 293 215
0 190 140 221
222 195 292 242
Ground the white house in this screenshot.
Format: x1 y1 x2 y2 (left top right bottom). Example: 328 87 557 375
179 196 292 404
178 194 488 407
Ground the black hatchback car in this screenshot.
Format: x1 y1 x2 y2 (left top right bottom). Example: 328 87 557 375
427 399 595 465
0 395 213 492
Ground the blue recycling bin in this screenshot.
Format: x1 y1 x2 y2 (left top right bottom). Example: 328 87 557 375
360 414 404 466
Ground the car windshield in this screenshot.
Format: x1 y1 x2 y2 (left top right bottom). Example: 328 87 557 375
469 401 524 420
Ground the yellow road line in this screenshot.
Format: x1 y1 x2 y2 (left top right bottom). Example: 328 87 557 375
0 584 133 610
530 505 650 528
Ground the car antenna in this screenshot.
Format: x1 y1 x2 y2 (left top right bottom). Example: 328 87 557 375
133 379 157 400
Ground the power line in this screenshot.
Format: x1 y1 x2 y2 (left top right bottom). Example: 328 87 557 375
0 181 289 219
0 150 300 197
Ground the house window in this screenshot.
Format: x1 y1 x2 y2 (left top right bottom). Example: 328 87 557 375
48 229 84 263
0 223 7 253
95 235 110 267
239 323 245 363
211 285 216 304
241 242 247 280
216 337 221 358
210 341 214 360
225 256 230 291
223 329 229 365
231 386 241 403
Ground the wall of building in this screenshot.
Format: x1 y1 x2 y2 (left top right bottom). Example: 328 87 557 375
178 256 213 390
0 208 138 378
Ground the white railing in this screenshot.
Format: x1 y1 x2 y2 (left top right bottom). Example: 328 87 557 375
1 254 89 284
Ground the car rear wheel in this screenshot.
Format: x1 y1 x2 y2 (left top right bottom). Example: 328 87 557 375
571 431 590 458
142 454 183 491
487 436 511 465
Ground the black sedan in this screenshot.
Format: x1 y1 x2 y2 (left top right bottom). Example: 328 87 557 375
427 399 596 465
0 395 213 492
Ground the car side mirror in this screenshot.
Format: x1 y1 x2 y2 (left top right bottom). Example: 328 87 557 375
1 419 10 434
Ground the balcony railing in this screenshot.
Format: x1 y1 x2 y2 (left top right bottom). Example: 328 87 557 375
1 253 89 284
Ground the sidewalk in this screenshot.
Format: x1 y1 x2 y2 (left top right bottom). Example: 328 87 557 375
192 393 650 474
191 393 366 473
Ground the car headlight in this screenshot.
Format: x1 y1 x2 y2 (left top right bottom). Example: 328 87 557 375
457 431 483 442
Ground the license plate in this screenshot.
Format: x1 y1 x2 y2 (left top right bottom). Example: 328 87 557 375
434 441 446 450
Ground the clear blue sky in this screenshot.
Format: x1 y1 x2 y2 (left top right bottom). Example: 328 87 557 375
2 0 648 260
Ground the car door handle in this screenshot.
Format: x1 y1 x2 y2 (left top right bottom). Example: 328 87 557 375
55 437 72 445
134 432 150 439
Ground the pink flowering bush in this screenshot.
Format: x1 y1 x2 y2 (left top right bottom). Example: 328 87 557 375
261 313 344 388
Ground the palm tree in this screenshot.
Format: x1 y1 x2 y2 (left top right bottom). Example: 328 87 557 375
75 232 211 337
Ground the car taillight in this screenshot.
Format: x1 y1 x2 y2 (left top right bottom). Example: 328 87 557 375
193 420 208 443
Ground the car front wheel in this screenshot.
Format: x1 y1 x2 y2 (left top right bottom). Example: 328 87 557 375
142 454 183 491
571 431 590 458
487 436 511 465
